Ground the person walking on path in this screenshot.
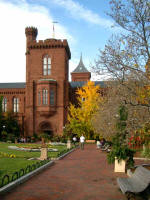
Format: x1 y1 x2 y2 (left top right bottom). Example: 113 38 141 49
96 140 101 149
80 134 85 150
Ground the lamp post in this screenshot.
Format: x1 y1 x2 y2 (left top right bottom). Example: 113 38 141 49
2 125 6 141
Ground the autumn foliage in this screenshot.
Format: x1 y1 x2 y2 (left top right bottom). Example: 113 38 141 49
67 81 103 139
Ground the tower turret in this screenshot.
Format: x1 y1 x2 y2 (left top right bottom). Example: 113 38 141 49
71 54 91 82
25 27 38 43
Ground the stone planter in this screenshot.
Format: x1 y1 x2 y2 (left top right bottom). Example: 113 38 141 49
39 147 48 160
114 158 126 173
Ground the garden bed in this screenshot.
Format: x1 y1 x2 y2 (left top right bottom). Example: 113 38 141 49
0 142 71 188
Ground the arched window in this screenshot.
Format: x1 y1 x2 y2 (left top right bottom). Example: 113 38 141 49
42 89 48 105
2 97 7 112
43 55 51 75
50 90 55 105
13 98 19 112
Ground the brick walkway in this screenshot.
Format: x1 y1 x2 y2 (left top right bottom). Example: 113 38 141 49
0 144 144 200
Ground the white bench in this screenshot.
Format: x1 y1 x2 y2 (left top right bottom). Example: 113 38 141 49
117 166 150 199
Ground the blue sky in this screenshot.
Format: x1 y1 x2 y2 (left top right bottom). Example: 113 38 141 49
0 0 118 82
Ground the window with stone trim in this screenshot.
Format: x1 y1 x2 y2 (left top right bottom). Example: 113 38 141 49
50 89 55 105
13 98 19 113
42 89 48 105
43 55 51 75
2 97 7 112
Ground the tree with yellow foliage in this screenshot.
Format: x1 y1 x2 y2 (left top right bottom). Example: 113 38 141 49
67 81 103 139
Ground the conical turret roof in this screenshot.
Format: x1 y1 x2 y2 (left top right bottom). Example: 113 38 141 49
72 54 89 73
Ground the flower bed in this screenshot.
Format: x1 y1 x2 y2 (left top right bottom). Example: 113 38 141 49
8 146 58 152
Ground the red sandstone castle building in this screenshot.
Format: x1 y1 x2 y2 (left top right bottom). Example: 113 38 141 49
0 27 92 137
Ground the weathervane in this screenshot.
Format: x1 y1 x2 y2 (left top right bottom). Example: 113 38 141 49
52 21 58 39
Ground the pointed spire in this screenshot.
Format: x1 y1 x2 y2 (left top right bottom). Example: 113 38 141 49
80 52 82 61
72 53 89 73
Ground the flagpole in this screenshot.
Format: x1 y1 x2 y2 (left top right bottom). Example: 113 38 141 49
52 21 58 39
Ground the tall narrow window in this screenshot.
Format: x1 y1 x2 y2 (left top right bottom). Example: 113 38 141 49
13 98 19 113
2 98 7 112
38 91 41 105
50 90 55 105
42 89 48 105
43 55 51 75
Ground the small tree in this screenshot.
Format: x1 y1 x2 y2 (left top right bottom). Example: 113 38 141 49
4 111 20 137
39 133 50 146
107 105 135 168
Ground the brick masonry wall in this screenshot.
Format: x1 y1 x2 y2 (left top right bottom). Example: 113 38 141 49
25 28 71 136
0 27 94 137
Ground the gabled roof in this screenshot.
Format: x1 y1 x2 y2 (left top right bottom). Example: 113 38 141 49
0 82 26 89
72 54 89 73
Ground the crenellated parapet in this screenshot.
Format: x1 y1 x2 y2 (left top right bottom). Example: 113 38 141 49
27 38 71 59
25 27 38 45
25 27 38 37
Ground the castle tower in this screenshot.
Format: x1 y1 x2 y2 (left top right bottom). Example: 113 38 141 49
25 27 71 136
25 27 38 46
71 54 91 82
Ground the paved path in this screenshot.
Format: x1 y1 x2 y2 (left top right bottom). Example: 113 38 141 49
0 145 129 200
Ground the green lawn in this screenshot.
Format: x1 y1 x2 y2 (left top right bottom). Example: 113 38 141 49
0 142 69 187
0 142 67 158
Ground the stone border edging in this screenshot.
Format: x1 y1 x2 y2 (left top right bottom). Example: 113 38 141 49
58 146 78 160
134 157 150 161
0 160 54 195
0 146 78 194
51 146 79 161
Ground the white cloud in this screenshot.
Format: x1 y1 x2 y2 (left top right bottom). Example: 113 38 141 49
51 0 116 30
0 0 75 82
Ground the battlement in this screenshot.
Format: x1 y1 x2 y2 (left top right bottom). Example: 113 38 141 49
25 27 38 37
27 38 71 59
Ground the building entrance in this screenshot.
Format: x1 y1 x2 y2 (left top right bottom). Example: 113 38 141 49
39 121 53 137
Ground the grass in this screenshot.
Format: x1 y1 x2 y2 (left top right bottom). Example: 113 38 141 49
0 158 38 182
0 142 67 158
0 142 70 187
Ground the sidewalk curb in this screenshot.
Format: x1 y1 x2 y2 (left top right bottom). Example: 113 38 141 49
51 146 79 161
0 147 78 194
0 160 54 195
134 157 150 161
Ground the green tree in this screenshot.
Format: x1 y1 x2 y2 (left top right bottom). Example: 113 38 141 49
4 111 20 137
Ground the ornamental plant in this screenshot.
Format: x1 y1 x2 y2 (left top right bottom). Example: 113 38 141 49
107 105 135 168
0 152 16 158
39 133 50 147
128 132 143 148
128 122 150 148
